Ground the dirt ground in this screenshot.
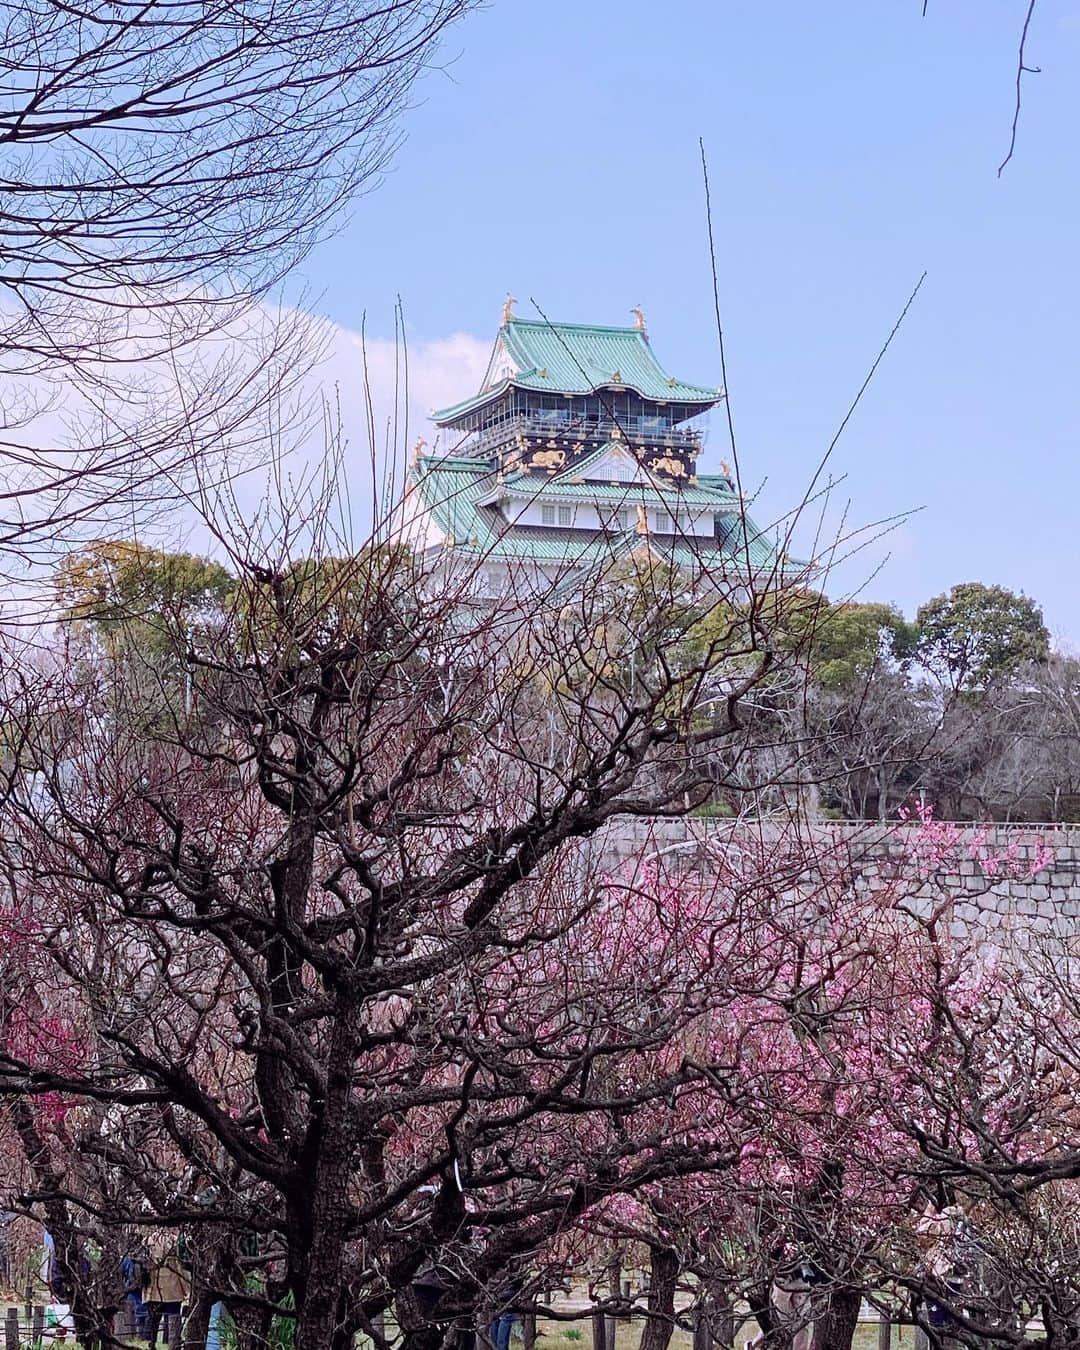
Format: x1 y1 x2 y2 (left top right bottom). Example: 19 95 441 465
534 1319 916 1350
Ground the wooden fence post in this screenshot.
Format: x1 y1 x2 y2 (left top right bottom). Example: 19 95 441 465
602 1260 620 1350
592 1311 607 1350
523 1308 537 1350
5 1306 19 1350
878 1312 891 1350
31 1305 44 1345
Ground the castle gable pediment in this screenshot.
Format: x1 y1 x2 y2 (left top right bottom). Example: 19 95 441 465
561 442 648 486
482 337 519 391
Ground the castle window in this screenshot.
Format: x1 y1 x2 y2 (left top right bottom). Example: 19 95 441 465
558 505 573 527
541 504 556 525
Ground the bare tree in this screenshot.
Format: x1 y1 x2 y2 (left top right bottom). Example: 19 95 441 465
0 484 819 1350
0 0 472 333
0 0 475 563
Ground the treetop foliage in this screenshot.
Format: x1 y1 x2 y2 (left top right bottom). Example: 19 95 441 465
916 581 1050 691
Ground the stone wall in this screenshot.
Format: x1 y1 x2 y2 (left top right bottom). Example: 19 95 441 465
590 817 1080 932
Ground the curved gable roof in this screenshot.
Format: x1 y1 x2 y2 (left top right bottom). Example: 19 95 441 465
433 318 722 426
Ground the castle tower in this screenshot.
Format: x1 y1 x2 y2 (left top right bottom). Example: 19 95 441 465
406 307 789 589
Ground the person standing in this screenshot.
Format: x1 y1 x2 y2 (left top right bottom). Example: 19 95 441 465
488 1265 527 1350
145 1244 189 1349
120 1252 151 1338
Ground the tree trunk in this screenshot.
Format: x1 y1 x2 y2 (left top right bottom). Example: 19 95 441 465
606 1256 622 1350
695 1284 735 1350
638 1246 679 1350
816 1288 861 1350
293 999 361 1350
10 1099 103 1350
747 1283 782 1350
231 1299 272 1350
182 1293 214 1350
396 1281 447 1350
293 1147 354 1350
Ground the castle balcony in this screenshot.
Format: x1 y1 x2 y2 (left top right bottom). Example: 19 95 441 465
467 410 704 458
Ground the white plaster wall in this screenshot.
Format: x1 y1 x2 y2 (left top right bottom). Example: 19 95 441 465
505 495 712 535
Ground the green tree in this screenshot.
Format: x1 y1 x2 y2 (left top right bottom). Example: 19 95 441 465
916 581 1049 690
743 590 915 690
759 593 923 820
55 539 236 657
805 599 917 690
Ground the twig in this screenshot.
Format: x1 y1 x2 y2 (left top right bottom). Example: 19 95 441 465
789 271 926 560
999 0 1041 176
699 138 753 588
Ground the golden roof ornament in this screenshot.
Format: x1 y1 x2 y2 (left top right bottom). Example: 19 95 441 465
720 459 732 477
501 293 516 325
649 454 685 479
412 435 427 463
631 305 647 335
635 503 649 536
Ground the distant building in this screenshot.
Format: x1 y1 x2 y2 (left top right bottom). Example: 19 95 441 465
404 304 792 593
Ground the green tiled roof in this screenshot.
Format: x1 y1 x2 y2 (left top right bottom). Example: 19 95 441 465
433 319 722 425
408 453 790 577
503 320 721 401
409 454 498 548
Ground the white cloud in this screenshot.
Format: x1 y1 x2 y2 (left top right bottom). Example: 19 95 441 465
0 293 492 571
325 323 492 462
241 314 492 547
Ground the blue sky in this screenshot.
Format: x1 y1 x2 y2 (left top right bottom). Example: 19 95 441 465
296 2 1080 641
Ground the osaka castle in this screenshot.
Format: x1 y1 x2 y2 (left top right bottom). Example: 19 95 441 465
404 301 791 592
